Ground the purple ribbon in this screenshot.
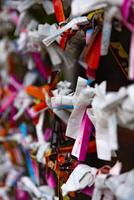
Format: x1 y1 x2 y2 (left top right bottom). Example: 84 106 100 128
15 188 29 200
31 52 48 80
0 92 16 113
81 185 94 197
79 112 93 161
121 0 134 79
121 0 134 32
121 0 132 20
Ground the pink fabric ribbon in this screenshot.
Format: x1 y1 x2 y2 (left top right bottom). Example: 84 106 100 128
121 0 132 20
121 0 134 79
79 111 93 161
71 111 93 161
32 52 48 80
0 92 16 113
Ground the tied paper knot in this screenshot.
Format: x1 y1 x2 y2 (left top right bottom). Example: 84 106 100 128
8 72 37 121
65 76 94 139
92 164 134 200
18 176 55 200
33 113 51 164
44 81 72 124
0 149 13 178
64 77 95 160
51 77 95 161
61 164 97 196
28 24 73 67
12 72 37 121
117 84 134 129
52 80 72 97
87 81 118 161
17 0 54 15
92 173 115 200
92 161 122 200
56 80 72 95
0 149 24 199
106 170 134 200
87 82 134 161
43 17 89 46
